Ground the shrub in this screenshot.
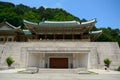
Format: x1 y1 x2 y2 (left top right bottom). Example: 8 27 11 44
104 58 112 68
117 66 120 71
6 57 15 67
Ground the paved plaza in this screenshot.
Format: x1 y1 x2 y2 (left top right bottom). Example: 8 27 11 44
0 69 120 80
0 73 120 80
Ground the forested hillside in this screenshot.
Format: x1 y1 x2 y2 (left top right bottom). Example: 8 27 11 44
93 27 120 46
0 1 120 46
0 1 81 28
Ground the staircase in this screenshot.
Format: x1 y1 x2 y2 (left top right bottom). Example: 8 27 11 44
38 68 89 74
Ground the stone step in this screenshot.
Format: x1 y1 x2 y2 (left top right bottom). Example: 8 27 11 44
38 68 88 74
38 69 77 73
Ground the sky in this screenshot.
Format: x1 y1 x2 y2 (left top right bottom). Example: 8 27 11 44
1 0 120 29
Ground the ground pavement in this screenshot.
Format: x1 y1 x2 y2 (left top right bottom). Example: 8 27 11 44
0 68 120 80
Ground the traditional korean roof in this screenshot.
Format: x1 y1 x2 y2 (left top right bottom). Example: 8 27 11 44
23 20 81 27
23 19 96 34
90 30 102 41
23 19 96 27
0 21 24 35
23 30 32 35
38 21 80 27
0 21 18 30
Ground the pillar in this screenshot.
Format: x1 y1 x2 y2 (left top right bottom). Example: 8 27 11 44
5 37 7 42
14 36 16 41
44 34 47 40
80 34 83 40
35 35 38 39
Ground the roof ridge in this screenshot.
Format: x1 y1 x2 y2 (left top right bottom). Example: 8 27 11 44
23 19 38 25
81 19 96 25
43 20 80 23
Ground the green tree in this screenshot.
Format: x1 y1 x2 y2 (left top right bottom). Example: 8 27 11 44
23 11 39 22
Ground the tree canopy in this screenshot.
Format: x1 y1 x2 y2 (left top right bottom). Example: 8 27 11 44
0 1 80 27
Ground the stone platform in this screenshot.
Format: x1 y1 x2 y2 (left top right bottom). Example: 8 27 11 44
0 41 120 69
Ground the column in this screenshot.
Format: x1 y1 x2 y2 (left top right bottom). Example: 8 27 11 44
42 53 45 68
35 35 38 40
44 34 47 40
5 37 7 42
14 36 16 41
80 34 83 40
73 53 76 68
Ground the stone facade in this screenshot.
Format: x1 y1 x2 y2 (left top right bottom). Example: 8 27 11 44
0 41 120 69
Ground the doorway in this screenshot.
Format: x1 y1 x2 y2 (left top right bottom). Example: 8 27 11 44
49 58 68 68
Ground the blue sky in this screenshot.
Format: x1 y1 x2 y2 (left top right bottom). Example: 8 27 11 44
1 0 120 29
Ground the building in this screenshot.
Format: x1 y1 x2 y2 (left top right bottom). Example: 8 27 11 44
0 19 120 69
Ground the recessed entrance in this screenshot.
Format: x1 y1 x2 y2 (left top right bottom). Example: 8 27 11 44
49 58 68 68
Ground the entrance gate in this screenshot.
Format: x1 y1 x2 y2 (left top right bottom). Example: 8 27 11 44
49 58 68 68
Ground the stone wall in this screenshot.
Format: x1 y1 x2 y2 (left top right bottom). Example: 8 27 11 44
0 41 120 69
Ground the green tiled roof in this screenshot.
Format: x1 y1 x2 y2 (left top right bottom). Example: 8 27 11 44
23 19 96 27
23 30 32 35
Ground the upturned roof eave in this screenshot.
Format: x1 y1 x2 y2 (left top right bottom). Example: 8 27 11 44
89 30 102 34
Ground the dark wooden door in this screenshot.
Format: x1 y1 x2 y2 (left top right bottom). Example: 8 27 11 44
49 58 68 68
